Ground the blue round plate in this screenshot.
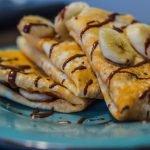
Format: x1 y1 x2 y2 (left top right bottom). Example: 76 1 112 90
0 47 150 149
0 88 150 149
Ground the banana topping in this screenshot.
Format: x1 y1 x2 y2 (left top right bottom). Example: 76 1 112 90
126 23 150 59
54 2 89 39
62 2 89 20
99 28 135 65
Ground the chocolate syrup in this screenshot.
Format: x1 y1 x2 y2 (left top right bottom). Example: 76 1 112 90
31 108 54 118
71 65 86 73
75 15 78 20
8 70 18 89
90 40 98 60
118 71 150 80
131 20 138 24
80 13 119 39
112 19 137 33
34 76 41 87
107 104 111 110
49 43 59 58
61 79 65 84
62 54 86 70
84 79 93 95
88 118 105 122
28 99 57 103
106 60 148 88
59 7 66 20
23 23 49 33
113 26 124 33
120 106 129 113
145 37 150 55
139 87 150 99
49 83 59 89
32 107 40 114
0 64 31 89
77 117 87 124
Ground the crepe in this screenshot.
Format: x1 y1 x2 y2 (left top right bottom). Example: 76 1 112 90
0 50 92 112
55 2 150 120
17 15 102 99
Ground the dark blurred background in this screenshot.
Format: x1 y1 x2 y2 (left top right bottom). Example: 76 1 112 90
0 0 149 47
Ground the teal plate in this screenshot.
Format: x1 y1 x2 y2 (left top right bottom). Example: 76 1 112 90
0 49 150 149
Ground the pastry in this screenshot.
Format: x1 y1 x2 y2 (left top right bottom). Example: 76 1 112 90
17 15 102 99
55 2 150 120
0 50 92 112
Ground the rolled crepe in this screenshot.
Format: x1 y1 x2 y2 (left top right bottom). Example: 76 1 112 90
0 50 92 112
55 2 150 120
17 15 102 99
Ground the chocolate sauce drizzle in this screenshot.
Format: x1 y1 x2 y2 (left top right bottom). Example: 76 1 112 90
30 108 54 118
31 107 40 113
84 79 93 95
77 117 87 124
112 19 138 33
71 65 86 73
29 99 57 103
8 71 18 88
80 13 119 39
49 43 59 58
75 15 78 20
120 106 130 113
61 79 65 85
0 64 31 89
139 87 150 100
62 54 86 70
145 37 150 55
106 60 148 88
49 83 59 89
131 20 138 24
23 23 49 33
113 26 124 33
59 7 66 20
118 71 150 80
88 118 105 121
90 40 99 60
34 76 41 87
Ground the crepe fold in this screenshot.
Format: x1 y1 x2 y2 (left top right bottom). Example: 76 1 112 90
55 2 150 120
0 50 92 112
17 15 102 99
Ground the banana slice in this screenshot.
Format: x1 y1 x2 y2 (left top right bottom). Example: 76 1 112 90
63 2 89 20
99 28 135 65
54 2 89 39
126 23 150 59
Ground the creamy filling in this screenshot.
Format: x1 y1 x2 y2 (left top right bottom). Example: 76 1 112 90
19 88 53 101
